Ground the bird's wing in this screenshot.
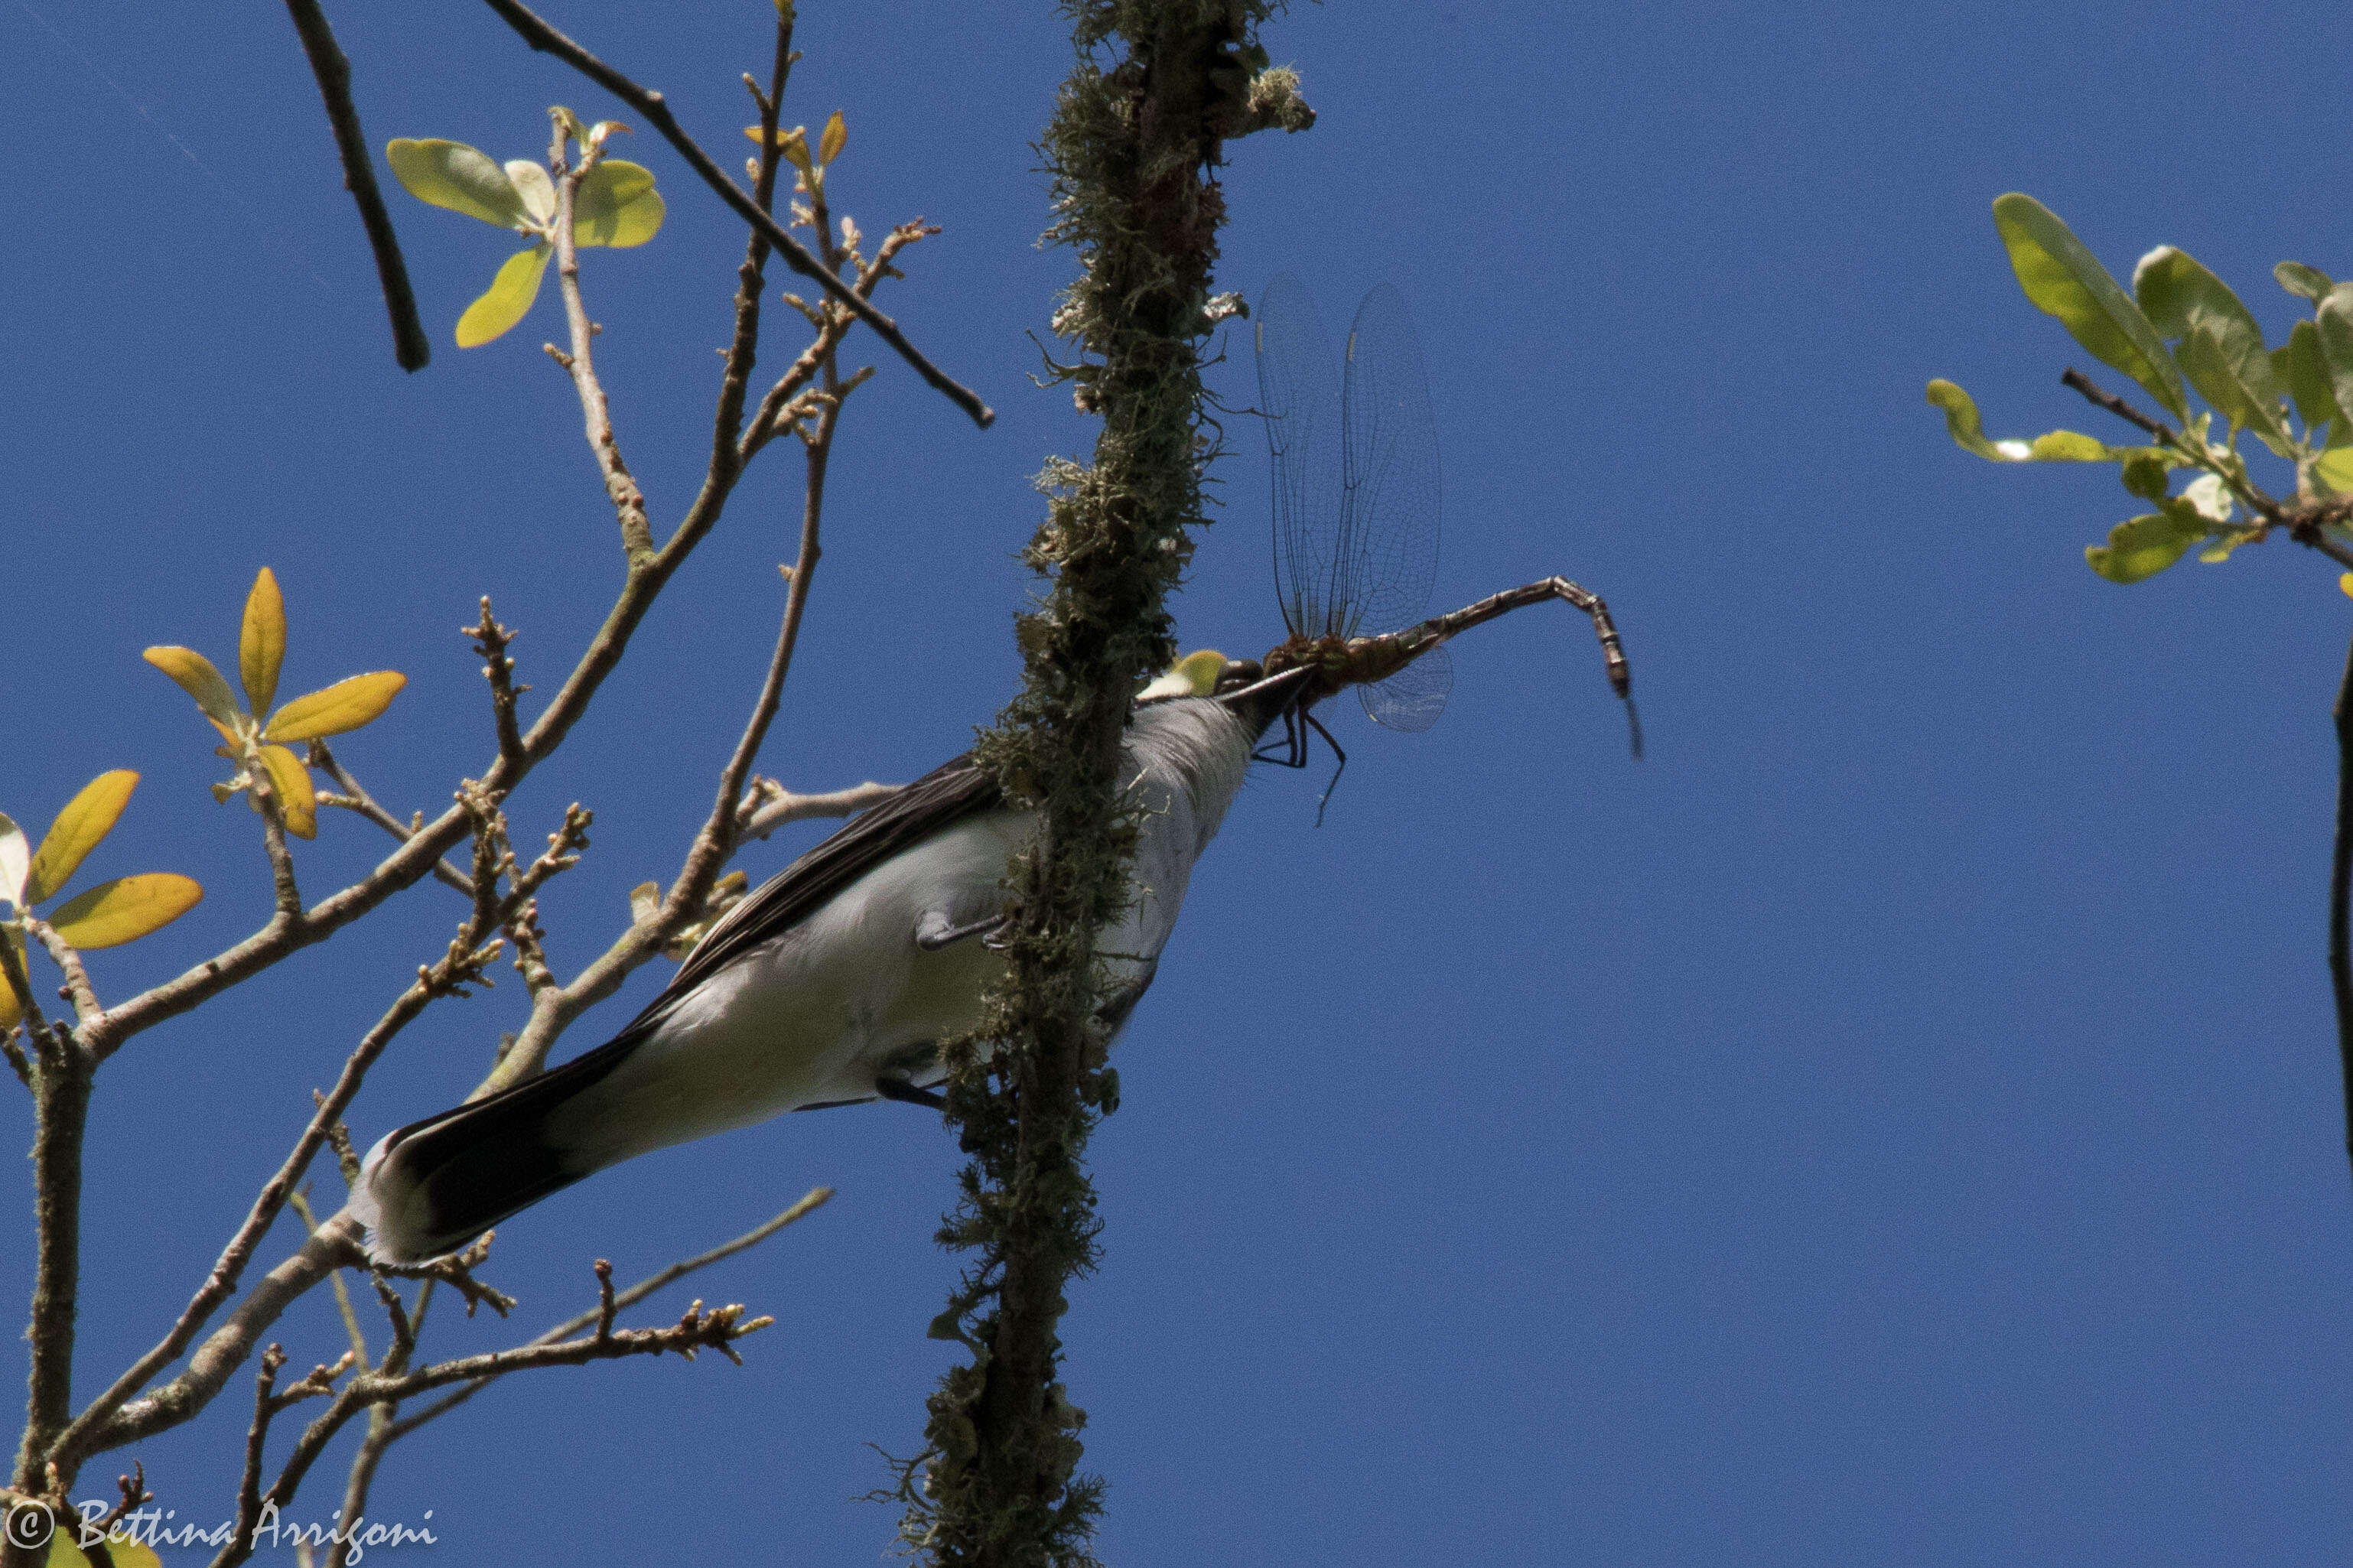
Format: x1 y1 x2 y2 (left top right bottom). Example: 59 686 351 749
617 752 1004 1039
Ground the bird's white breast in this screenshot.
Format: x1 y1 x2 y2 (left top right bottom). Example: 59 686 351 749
543 696 1258 1173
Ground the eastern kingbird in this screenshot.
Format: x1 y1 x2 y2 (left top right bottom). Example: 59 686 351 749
353 655 1310 1264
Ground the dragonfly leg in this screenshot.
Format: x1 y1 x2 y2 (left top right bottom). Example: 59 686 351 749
1304 709 1348 827
1252 704 1309 769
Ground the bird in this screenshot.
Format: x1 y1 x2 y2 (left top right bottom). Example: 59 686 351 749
352 651 1313 1264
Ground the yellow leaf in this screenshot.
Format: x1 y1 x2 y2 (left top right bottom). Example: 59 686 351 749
2340 572 2353 600
240 567 287 717
819 110 846 164
27 770 138 905
263 671 408 743
43 1529 163 1567
143 646 245 740
258 746 317 840
455 243 552 348
49 873 203 951
0 964 18 1031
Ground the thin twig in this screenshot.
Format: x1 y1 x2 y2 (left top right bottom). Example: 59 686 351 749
51 903 509 1476
281 0 429 371
2059 366 2353 570
24 920 101 1028
546 122 655 562
382 1188 829 1442
737 779 900 841
477 0 992 428
469 600 529 776
306 741 474 897
207 1281 769 1568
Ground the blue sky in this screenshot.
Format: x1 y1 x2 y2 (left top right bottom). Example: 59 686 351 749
7 0 2352 1562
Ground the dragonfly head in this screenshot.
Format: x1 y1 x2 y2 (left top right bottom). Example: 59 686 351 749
1213 659 1317 738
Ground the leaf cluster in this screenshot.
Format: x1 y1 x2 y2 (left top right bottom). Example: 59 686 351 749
143 568 405 841
1930 193 2353 585
0 773 200 1030
387 112 664 347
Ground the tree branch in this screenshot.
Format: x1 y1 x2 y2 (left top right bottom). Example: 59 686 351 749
306 740 475 898
281 0 430 372
546 125 654 563
12 1030 92 1495
381 1187 828 1441
477 0 992 428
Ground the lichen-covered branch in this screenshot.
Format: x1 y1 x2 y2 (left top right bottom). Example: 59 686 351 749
915 5 1297 1563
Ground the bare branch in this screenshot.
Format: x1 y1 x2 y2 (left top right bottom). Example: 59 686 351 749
24 920 100 1028
374 1232 516 1319
207 1275 768 1568
737 778 900 842
280 0 430 371
13 1033 91 1494
477 0 993 428
546 125 655 562
52 890 516 1475
382 1188 829 1442
306 740 475 898
468 600 529 776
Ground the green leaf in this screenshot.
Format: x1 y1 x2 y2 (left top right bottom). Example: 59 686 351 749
2120 451 2168 501
819 110 846 164
27 771 138 905
256 745 317 840
2023 431 2111 460
2277 261 2333 302
2311 285 2353 451
1923 381 2111 462
2273 319 2343 434
1992 194 2186 421
454 243 552 348
0 811 28 909
2315 446 2353 495
142 646 245 741
504 158 557 227
2134 247 2290 452
1925 379 2002 458
239 566 286 717
2085 503 2208 584
263 671 408 743
574 160 664 248
386 138 530 229
49 873 203 950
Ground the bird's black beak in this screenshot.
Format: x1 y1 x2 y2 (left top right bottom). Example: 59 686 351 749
1215 661 1316 740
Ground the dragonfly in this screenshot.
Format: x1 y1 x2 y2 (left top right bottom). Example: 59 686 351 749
1238 274 1639 818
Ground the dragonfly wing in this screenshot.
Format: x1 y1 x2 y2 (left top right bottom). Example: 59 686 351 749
1359 641 1451 733
1255 274 1346 637
1339 284 1441 639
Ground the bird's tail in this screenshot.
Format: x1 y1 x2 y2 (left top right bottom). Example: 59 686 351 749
351 1036 636 1264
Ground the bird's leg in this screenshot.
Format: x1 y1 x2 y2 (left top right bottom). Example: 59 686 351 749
915 910 1011 951
874 1078 947 1111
